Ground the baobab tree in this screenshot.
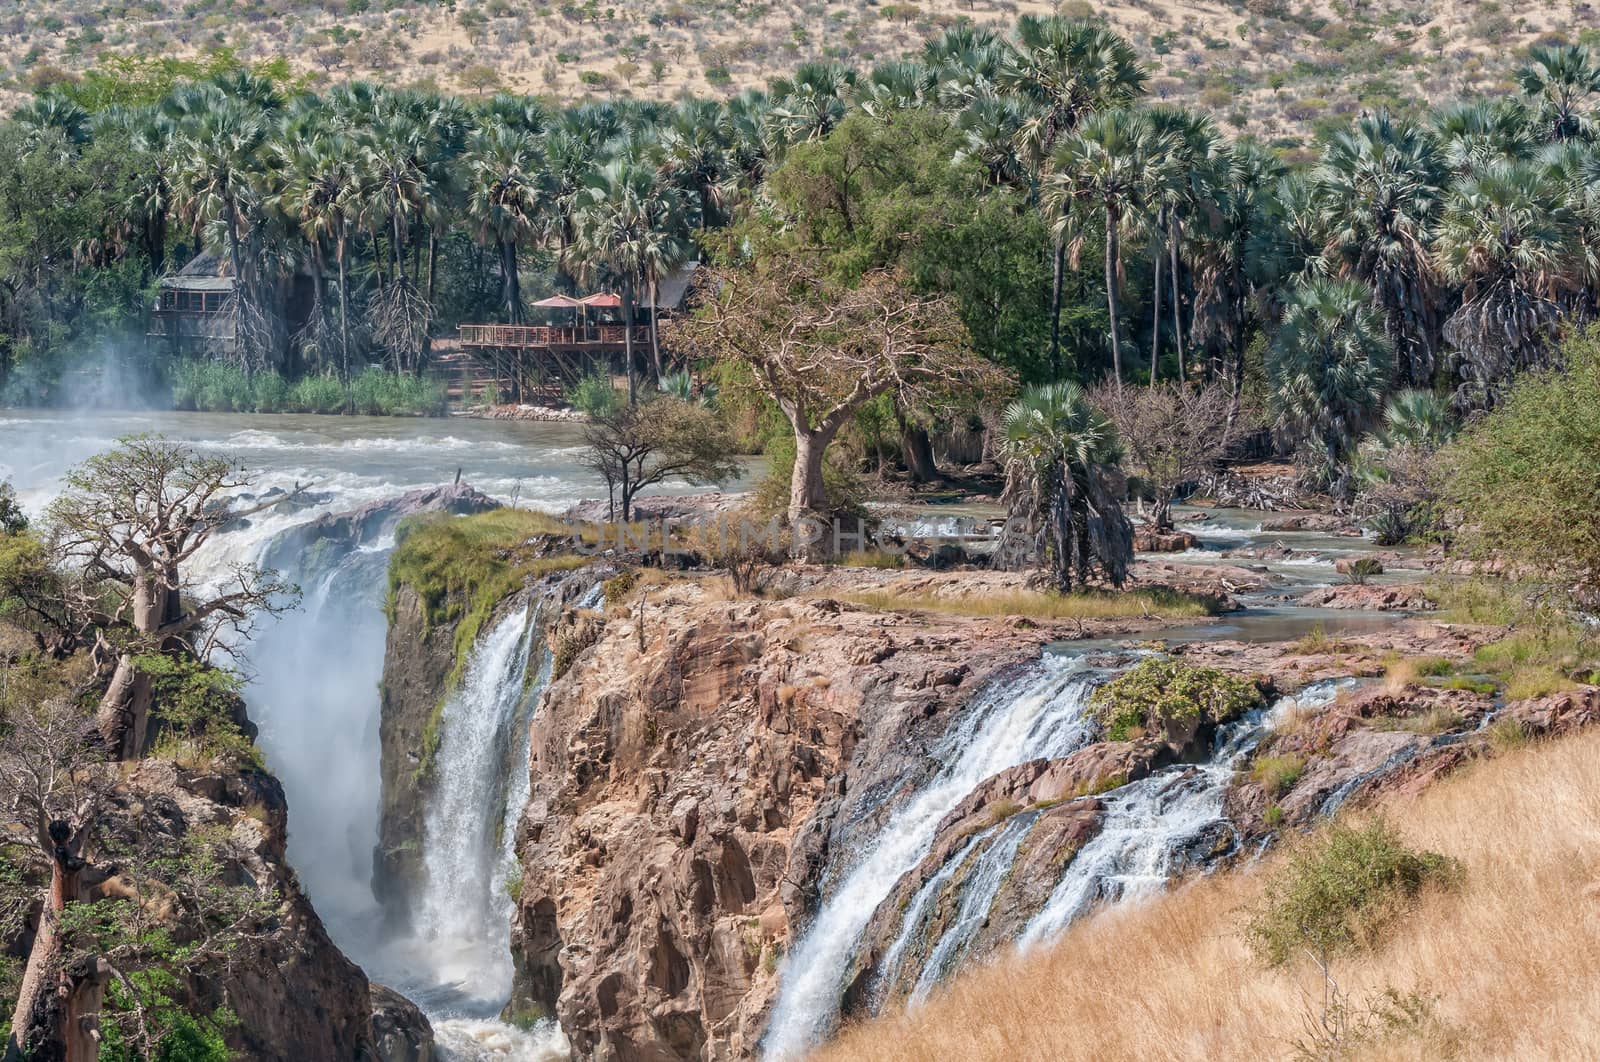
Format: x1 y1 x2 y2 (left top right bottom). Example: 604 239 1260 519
45 436 297 759
671 254 1006 552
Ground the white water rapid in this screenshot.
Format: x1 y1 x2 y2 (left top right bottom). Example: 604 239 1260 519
1017 677 1356 948
761 656 1104 1059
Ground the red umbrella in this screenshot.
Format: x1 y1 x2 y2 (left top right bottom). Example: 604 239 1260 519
579 292 622 308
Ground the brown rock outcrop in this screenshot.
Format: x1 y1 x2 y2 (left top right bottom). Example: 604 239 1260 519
1133 527 1199 553
101 761 391 1061
1295 584 1436 611
505 580 1117 1061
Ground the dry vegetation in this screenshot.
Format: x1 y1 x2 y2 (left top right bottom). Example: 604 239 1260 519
812 725 1600 1061
4 0 1594 144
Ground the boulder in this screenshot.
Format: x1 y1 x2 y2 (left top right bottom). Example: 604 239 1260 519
1506 686 1600 738
1133 527 1199 553
1296 584 1435 611
370 984 435 1062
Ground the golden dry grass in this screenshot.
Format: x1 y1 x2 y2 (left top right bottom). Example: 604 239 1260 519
837 587 1216 622
811 727 1600 1062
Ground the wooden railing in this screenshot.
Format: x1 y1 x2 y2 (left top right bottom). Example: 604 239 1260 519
458 324 650 348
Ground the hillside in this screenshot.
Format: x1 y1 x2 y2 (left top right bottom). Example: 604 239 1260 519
812 721 1600 1062
4 0 1591 144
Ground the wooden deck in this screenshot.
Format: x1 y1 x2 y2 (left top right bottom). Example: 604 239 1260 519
455 322 652 400
458 324 649 349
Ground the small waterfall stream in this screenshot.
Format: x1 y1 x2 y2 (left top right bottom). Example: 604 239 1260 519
762 658 1104 1059
1018 678 1354 947
407 603 568 1058
412 606 536 1007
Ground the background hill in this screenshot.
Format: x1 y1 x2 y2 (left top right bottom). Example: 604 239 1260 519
5 0 1591 146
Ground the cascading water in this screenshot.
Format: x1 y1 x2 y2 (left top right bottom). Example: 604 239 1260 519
1016 677 1356 948
411 606 536 1007
0 412 638 1061
907 812 1032 1002
762 656 1104 1059
401 603 569 1059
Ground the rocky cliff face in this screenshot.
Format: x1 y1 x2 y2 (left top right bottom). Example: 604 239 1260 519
83 760 424 1061
503 575 1156 1061
375 582 462 923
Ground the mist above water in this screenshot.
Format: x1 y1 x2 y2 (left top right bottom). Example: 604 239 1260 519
0 408 706 1059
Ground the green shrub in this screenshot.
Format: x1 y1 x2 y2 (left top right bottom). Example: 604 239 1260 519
1343 557 1384 585
1445 326 1600 605
290 374 347 414
251 370 289 413
1485 715 1529 752
1245 818 1462 966
347 366 445 416
567 371 622 416
1090 657 1266 742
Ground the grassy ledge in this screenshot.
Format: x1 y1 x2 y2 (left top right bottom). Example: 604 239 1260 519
834 586 1219 622
387 509 591 777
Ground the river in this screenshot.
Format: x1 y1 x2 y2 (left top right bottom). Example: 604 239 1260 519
0 409 749 1060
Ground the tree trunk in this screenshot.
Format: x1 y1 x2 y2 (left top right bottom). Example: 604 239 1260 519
900 422 938 484
647 275 665 384
1105 206 1123 389
622 286 638 407
7 826 89 1062
1049 239 1065 378
1170 223 1184 380
1149 216 1162 387
96 654 153 760
788 428 832 560
337 231 351 386
503 240 522 325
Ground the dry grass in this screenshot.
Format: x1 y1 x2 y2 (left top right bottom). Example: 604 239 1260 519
836 587 1217 622
812 727 1600 1062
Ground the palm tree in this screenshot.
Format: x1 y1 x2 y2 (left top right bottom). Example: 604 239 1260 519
1045 108 1169 386
996 381 1133 591
659 99 732 229
357 111 435 372
1435 161 1581 406
1000 17 1145 374
1267 278 1395 492
1186 142 1280 397
14 94 90 147
1145 106 1219 383
767 62 857 148
1435 98 1536 176
270 130 365 380
858 60 934 118
1000 17 1146 168
1516 43 1600 143
463 122 547 327
1314 112 1447 386
170 99 271 366
97 106 177 274
573 161 693 403
543 114 609 295
1375 388 1455 450
954 95 1031 189
1246 172 1327 326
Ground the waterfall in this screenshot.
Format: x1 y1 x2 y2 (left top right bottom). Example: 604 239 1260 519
761 656 1104 1060
907 812 1033 1002
1017 678 1355 948
411 606 538 1008
245 538 393 934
